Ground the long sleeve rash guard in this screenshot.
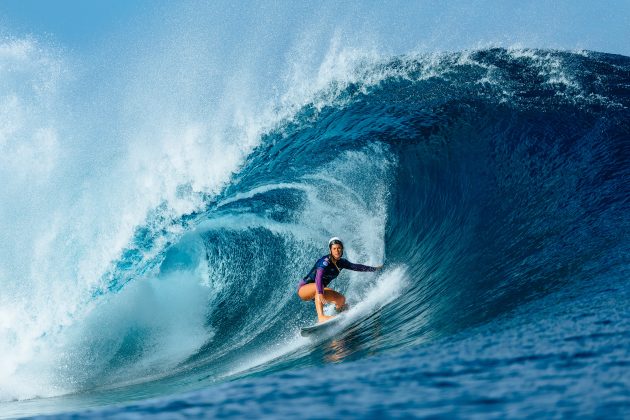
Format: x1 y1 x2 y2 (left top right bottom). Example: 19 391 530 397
298 254 378 294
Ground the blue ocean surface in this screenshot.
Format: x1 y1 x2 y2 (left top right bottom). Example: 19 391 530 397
0 5 629 418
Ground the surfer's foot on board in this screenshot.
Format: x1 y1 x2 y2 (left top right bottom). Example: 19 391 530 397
318 314 334 323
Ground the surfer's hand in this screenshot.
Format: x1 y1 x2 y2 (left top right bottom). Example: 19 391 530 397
375 265 383 270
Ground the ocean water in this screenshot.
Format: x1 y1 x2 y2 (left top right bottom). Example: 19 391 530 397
1 7 629 419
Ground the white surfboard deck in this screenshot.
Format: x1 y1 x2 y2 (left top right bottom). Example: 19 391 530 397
300 312 348 337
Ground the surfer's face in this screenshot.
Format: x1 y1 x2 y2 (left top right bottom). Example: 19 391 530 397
330 244 343 260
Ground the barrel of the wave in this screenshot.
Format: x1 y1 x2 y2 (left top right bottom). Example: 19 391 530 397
297 237 382 336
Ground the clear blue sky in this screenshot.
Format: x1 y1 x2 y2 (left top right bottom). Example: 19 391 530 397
0 1 629 56
0 0 152 47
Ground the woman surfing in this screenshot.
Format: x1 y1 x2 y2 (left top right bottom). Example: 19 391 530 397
298 237 382 323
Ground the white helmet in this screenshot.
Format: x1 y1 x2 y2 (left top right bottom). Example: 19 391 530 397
328 237 343 248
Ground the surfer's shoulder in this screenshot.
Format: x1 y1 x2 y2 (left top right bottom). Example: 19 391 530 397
317 255 331 268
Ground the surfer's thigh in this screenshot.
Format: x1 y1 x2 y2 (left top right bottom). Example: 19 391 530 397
323 288 345 306
298 283 317 301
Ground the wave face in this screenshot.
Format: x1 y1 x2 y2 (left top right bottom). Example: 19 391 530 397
1 48 629 417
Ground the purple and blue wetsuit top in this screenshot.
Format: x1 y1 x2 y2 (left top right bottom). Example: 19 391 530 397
298 254 378 294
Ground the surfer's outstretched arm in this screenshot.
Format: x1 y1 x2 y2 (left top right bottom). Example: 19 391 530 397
339 259 382 272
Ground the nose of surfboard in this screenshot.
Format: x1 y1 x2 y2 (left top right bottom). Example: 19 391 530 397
300 314 346 337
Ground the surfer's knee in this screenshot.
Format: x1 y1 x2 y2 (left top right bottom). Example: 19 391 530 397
324 289 345 306
335 293 346 306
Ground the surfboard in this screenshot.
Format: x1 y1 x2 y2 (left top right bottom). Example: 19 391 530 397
300 313 347 337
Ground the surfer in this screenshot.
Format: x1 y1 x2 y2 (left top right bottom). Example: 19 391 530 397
298 237 382 323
